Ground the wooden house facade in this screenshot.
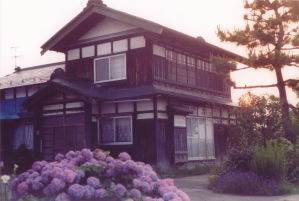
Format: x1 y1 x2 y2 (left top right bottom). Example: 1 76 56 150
1 1 242 167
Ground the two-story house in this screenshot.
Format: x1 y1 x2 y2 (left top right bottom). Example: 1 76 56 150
1 0 243 168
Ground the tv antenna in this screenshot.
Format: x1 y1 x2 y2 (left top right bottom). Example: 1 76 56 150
11 47 23 70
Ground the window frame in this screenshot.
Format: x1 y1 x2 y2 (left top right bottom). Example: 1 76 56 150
186 116 215 160
98 116 133 145
94 53 127 84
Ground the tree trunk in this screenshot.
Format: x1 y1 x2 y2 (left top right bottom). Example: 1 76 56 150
275 67 295 143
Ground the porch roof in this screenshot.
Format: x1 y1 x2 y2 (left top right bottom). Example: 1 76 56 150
21 74 238 110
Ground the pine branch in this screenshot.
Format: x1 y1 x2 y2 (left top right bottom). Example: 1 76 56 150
289 104 299 119
234 84 278 89
282 47 299 50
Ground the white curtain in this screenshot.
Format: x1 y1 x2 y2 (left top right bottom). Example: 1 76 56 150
13 123 34 149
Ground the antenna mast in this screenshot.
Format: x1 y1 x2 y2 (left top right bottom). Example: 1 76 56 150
10 47 23 70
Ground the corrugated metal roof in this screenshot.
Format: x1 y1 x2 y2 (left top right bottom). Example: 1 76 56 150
0 62 65 90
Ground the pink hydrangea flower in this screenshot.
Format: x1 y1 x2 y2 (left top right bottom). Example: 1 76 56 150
164 178 174 186
118 152 131 161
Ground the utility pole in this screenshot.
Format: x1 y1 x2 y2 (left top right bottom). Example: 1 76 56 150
11 47 23 70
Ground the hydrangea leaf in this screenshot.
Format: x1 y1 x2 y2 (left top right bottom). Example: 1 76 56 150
91 165 104 173
99 178 112 188
106 188 114 196
28 195 39 201
104 151 110 156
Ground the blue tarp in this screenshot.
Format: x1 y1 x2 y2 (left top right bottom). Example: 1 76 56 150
0 98 27 120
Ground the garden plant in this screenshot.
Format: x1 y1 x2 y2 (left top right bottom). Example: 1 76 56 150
8 148 190 201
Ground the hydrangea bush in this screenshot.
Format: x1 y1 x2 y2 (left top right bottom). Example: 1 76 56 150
10 149 190 201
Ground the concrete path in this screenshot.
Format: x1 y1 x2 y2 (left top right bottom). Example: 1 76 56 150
174 174 299 201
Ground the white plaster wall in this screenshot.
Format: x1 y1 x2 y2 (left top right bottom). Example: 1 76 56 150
113 39 128 53
222 108 229 118
118 102 134 113
157 97 168 111
174 115 186 127
97 42 111 56
16 86 26 98
153 45 165 57
130 36 146 49
82 46 95 58
43 104 63 111
137 113 154 119
101 103 116 114
5 88 14 99
66 102 84 108
198 107 205 116
28 85 38 96
157 113 168 119
67 49 80 61
136 98 153 111
79 17 138 40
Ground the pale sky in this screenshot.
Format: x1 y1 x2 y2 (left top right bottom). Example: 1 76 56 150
0 0 298 105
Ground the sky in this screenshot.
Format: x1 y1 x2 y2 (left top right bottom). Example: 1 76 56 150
0 0 298 105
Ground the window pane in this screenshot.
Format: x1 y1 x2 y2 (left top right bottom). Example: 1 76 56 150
110 55 126 79
95 58 110 82
101 119 114 142
115 117 131 142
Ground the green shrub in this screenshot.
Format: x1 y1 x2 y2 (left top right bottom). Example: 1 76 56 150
209 163 224 175
154 165 211 178
251 141 286 182
224 147 253 172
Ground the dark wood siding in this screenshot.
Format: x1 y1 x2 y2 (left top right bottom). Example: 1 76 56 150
156 120 170 167
214 124 229 163
127 48 152 87
66 58 94 80
135 119 156 165
174 127 188 163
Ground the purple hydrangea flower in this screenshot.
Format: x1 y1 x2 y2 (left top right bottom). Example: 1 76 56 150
81 149 93 160
176 190 190 201
95 188 106 198
163 192 178 200
83 162 93 167
17 182 29 195
27 169 34 174
87 177 100 189
75 169 85 183
62 170 76 183
145 171 158 181
66 151 79 160
106 156 115 163
55 192 71 201
26 172 39 185
141 181 152 193
158 187 172 197
11 179 19 191
84 185 95 199
133 179 141 188
114 160 125 170
136 162 145 166
43 178 66 196
68 184 85 199
144 164 153 171
126 199 134 201
10 193 22 201
116 183 126 197
135 166 144 176
110 182 116 189
32 161 44 171
55 153 65 161
32 180 44 190
97 152 106 160
143 197 153 201
141 176 152 183
118 152 131 161
153 180 168 189
130 189 142 199
18 172 29 182
41 170 51 184
69 158 79 166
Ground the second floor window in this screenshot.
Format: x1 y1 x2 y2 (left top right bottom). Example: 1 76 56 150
94 54 126 83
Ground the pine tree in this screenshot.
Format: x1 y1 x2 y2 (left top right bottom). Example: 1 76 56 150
211 0 299 143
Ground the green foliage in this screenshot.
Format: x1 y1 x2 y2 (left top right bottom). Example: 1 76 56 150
251 141 286 182
224 147 253 172
209 163 224 176
229 92 285 148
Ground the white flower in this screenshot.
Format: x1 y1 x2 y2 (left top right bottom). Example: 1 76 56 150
1 175 10 184
14 164 18 171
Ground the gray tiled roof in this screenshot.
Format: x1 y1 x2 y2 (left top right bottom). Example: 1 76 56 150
0 62 65 90
22 74 238 108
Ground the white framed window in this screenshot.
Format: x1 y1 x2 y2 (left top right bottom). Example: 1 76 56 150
94 54 126 83
98 116 132 145
186 117 215 160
